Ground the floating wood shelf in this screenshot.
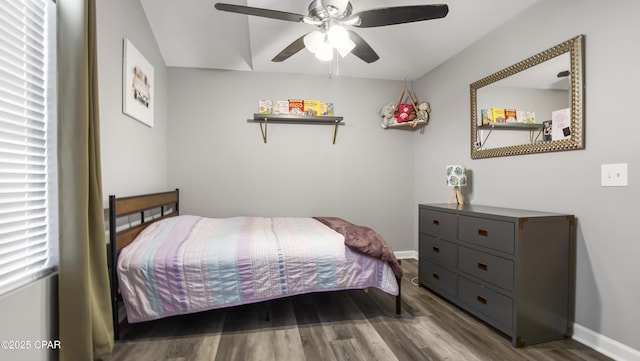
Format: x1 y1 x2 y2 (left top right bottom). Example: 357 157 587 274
248 114 345 144
478 122 543 130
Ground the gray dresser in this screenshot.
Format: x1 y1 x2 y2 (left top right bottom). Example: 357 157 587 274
418 203 574 347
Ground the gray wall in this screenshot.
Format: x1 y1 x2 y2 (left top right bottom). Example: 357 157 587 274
167 69 416 251
413 0 640 354
0 276 57 361
97 0 169 198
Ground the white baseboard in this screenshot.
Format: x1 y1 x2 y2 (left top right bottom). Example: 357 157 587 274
573 323 640 361
395 250 418 260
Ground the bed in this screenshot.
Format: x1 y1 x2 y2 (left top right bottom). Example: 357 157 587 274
108 189 403 339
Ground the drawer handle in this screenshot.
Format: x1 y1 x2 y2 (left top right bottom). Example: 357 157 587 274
433 219 440 226
478 229 489 237
476 295 488 305
432 273 440 280
477 262 488 271
432 246 440 253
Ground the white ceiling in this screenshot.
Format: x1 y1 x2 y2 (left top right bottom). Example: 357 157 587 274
140 0 540 81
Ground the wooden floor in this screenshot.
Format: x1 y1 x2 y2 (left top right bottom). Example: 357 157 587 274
103 259 611 361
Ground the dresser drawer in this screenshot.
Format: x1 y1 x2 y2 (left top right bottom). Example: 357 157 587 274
420 209 457 239
458 246 514 291
419 261 457 297
419 234 457 268
459 215 514 254
458 276 513 331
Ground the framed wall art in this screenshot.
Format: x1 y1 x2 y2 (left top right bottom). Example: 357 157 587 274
123 38 154 127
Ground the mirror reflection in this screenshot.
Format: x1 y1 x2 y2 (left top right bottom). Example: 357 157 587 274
470 35 584 159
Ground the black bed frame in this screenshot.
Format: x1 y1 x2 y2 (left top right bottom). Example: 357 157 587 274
108 189 401 340
108 189 181 340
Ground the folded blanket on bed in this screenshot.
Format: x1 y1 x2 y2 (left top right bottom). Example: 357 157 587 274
313 217 403 278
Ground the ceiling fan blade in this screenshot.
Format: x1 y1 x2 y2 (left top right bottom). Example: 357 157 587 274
215 3 305 23
353 4 449 28
272 35 306 62
347 31 379 63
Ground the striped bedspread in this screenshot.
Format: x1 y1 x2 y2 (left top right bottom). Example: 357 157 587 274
117 215 399 323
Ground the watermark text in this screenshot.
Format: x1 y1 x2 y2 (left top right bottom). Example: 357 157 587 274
1 340 61 350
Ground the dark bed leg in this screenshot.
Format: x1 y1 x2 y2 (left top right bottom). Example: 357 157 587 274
112 298 119 340
396 276 402 314
395 259 402 314
265 300 272 321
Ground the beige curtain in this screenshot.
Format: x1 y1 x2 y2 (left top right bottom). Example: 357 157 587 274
57 0 114 359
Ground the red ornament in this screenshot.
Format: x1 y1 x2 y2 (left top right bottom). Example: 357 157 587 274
394 103 413 123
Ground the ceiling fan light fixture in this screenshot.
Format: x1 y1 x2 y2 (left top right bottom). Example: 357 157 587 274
335 37 355 57
326 24 353 57
303 31 324 53
327 24 348 46
315 41 334 61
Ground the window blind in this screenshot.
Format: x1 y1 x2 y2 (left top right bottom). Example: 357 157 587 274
0 0 57 296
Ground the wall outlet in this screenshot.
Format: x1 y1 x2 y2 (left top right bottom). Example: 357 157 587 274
601 163 628 186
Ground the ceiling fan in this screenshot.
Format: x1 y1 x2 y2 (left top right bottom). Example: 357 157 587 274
214 0 449 63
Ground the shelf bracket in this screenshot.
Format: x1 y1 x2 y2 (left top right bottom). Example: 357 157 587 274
331 121 338 144
479 127 493 150
530 128 543 144
260 117 268 143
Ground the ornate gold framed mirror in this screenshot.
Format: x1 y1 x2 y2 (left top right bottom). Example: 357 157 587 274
470 35 585 159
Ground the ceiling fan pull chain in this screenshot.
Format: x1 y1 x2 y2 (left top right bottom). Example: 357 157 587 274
327 49 341 78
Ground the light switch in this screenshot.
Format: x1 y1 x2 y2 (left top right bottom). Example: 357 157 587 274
601 163 628 186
